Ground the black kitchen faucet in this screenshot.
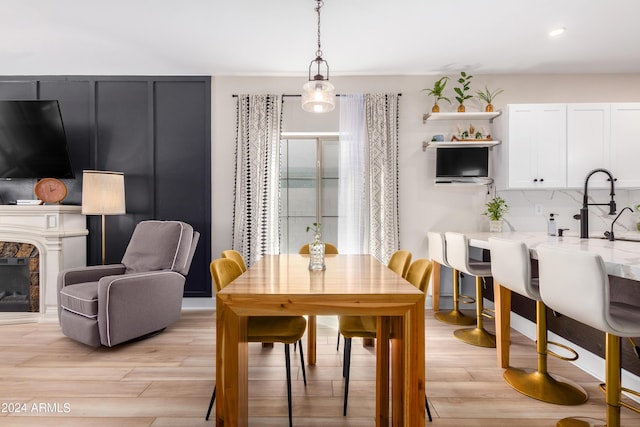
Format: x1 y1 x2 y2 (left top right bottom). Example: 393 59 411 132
573 168 617 238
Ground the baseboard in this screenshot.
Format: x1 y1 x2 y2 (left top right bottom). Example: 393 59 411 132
182 297 215 310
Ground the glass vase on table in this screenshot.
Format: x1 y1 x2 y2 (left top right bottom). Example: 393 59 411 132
308 232 326 271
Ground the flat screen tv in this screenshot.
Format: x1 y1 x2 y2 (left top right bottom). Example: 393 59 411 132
435 147 489 181
0 100 74 179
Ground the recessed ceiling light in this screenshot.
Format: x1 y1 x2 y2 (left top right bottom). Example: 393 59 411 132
549 27 566 37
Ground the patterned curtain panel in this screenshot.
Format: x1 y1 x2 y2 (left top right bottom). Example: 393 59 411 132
365 93 400 263
232 94 282 266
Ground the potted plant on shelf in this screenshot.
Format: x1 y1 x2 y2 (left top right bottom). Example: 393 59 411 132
421 76 451 113
476 85 504 112
454 71 473 112
484 196 509 232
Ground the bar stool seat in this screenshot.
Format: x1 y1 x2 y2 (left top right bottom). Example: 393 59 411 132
427 231 475 326
445 232 496 348
537 245 640 427
489 237 588 405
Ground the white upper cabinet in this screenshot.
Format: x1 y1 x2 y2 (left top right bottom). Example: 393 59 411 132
567 103 640 189
505 104 567 189
610 103 640 188
567 104 611 188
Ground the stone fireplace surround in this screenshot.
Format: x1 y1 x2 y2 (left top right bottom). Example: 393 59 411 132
0 205 87 323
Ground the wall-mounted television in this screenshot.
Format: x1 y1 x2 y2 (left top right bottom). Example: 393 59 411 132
0 100 74 179
435 147 489 183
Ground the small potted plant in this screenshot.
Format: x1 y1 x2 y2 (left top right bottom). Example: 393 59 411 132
476 85 504 112
454 71 473 112
484 196 509 232
421 76 451 113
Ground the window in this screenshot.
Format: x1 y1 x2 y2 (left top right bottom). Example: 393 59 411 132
279 133 339 253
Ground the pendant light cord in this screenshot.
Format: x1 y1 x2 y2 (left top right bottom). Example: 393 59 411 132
315 0 324 59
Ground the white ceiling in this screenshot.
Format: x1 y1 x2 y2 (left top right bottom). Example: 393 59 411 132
2 0 640 76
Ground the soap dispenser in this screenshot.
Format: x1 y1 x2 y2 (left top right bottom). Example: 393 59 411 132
548 213 557 236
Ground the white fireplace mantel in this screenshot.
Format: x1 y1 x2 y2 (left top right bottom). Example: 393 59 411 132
0 205 87 323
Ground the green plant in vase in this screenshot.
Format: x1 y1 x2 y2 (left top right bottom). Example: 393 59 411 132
454 71 473 112
484 196 509 232
476 85 504 112
421 76 451 113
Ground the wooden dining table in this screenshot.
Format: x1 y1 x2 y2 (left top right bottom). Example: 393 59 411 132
215 254 426 426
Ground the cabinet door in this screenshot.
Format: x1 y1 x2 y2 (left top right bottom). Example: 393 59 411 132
567 103 611 188
507 104 566 188
610 103 640 188
535 105 567 188
507 105 540 188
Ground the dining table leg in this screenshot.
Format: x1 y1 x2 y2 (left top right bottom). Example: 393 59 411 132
376 316 391 426
493 280 511 368
391 316 403 427
307 315 316 365
216 298 248 427
391 301 425 426
409 299 426 426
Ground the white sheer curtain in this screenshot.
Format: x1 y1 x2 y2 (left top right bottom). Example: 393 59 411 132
338 93 400 263
232 94 282 266
338 94 367 254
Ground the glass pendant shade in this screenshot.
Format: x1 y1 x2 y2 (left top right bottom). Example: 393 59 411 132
302 79 335 113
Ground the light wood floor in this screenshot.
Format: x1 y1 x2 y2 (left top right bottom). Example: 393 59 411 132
1 310 639 426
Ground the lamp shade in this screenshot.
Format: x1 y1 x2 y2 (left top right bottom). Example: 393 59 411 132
81 170 126 215
302 80 336 113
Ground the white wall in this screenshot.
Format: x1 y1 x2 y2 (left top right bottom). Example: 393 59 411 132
211 73 640 269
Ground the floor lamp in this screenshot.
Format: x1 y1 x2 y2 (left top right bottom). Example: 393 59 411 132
81 170 126 265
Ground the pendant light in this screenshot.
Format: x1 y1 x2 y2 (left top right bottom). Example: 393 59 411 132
302 0 335 113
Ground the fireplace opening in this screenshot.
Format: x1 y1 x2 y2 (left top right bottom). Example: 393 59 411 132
0 257 32 312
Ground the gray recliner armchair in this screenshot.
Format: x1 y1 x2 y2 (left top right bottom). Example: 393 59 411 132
57 220 200 347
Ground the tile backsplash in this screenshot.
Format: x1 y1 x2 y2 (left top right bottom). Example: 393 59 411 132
496 188 640 237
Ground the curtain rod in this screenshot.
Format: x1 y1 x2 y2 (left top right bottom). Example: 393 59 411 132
232 93 402 98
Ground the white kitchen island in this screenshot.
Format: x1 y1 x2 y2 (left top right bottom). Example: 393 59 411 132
461 231 640 399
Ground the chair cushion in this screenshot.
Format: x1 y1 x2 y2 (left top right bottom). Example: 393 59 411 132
122 221 194 274
247 316 307 344
338 315 377 339
60 282 99 319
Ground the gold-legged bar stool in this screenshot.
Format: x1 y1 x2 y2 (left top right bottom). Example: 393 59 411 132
488 237 588 405
427 231 475 326
445 232 496 347
538 245 640 427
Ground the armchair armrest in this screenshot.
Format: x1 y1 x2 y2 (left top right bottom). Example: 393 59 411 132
97 270 186 347
56 264 126 322
58 264 126 289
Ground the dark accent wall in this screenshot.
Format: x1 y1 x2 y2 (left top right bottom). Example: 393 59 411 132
0 76 212 297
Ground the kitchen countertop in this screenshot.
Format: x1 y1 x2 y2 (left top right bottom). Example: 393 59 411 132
464 231 640 281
